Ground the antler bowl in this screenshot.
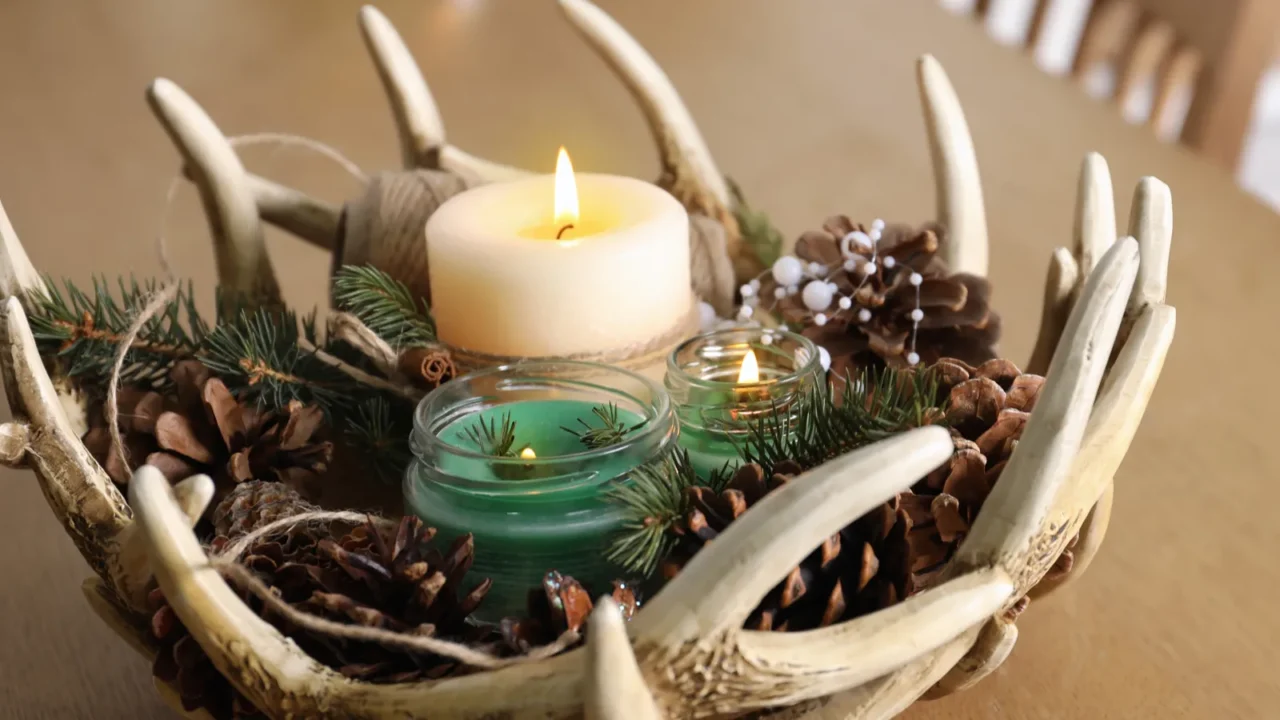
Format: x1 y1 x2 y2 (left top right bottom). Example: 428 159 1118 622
0 1 1175 718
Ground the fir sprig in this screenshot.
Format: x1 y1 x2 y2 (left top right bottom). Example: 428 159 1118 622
344 396 413 481
198 308 352 412
604 449 703 577
332 265 435 350
729 178 785 269
561 403 641 450
24 276 206 390
462 412 519 458
743 366 944 475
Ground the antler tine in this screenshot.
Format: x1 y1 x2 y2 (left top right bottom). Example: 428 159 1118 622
147 79 281 312
358 5 531 184
785 624 984 720
1026 247 1080 375
917 55 988 277
955 237 1139 596
925 615 1019 697
114 474 214 610
1074 153 1118 279
0 201 45 297
358 5 445 170
558 0 732 219
234 172 341 251
0 297 146 608
633 426 954 648
585 598 662 720
1126 176 1172 314
733 566 1012 706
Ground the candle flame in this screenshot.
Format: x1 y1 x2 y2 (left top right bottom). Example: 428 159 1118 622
520 446 537 460
737 349 760 384
554 146 579 228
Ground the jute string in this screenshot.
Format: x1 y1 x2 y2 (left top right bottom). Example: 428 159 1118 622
208 510 579 668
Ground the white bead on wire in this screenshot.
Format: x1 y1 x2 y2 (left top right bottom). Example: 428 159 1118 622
733 216 928 368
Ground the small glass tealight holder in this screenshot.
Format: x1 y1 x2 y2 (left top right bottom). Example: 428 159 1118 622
665 328 824 480
404 361 676 619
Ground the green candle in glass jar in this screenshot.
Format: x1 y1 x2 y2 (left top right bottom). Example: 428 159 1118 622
665 328 824 480
405 362 675 620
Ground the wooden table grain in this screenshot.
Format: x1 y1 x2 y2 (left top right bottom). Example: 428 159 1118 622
0 0 1276 717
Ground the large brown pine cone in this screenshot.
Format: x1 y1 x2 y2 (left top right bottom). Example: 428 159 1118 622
148 588 262 719
768 218 1000 371
662 357 1050 631
83 360 332 492
498 571 640 654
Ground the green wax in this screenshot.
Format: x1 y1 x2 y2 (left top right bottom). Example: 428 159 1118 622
407 400 648 619
678 426 743 482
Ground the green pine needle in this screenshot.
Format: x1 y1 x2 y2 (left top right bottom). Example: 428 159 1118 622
604 449 701 577
729 178 785 269
332 265 435 350
561 403 641 450
23 275 206 390
344 396 413 481
198 308 351 412
462 412 519 458
743 365 945 475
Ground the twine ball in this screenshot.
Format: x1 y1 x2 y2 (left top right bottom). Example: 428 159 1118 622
689 212 737 316
336 169 469 303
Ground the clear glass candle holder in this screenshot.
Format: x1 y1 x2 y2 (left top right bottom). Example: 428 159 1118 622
665 328 824 479
404 361 676 619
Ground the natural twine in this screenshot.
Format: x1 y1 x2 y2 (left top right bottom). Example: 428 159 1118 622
209 509 579 669
443 297 702 374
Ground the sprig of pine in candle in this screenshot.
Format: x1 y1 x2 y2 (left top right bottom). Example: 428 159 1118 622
332 265 436 350
24 276 207 390
560 403 642 450
604 449 719 577
742 365 945 476
462 411 520 458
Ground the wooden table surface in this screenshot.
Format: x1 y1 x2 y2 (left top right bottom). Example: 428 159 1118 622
1 0 1276 717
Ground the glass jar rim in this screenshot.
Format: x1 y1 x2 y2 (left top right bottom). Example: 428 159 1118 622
666 328 822 390
412 359 673 466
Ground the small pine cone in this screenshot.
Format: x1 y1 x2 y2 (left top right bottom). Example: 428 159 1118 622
499 572 639 654
212 480 319 540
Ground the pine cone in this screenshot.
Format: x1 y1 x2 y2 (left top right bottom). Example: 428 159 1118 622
85 360 332 492
82 387 167 485
766 218 1000 372
661 357 1048 631
498 572 639 654
212 480 320 540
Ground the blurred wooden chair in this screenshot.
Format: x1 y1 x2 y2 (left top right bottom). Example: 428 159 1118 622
969 0 1280 171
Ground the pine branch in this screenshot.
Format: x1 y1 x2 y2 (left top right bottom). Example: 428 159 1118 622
604 449 701 577
729 178 785 269
743 365 945 475
198 308 353 413
332 265 435 350
462 411 518 458
344 396 413 482
23 275 206 390
561 403 641 450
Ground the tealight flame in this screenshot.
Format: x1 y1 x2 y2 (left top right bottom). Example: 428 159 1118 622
520 446 537 460
737 349 760 384
554 146 579 229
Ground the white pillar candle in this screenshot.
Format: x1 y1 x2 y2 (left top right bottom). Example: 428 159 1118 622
426 155 691 358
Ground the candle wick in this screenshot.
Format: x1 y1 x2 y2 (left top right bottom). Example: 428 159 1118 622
556 224 575 240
